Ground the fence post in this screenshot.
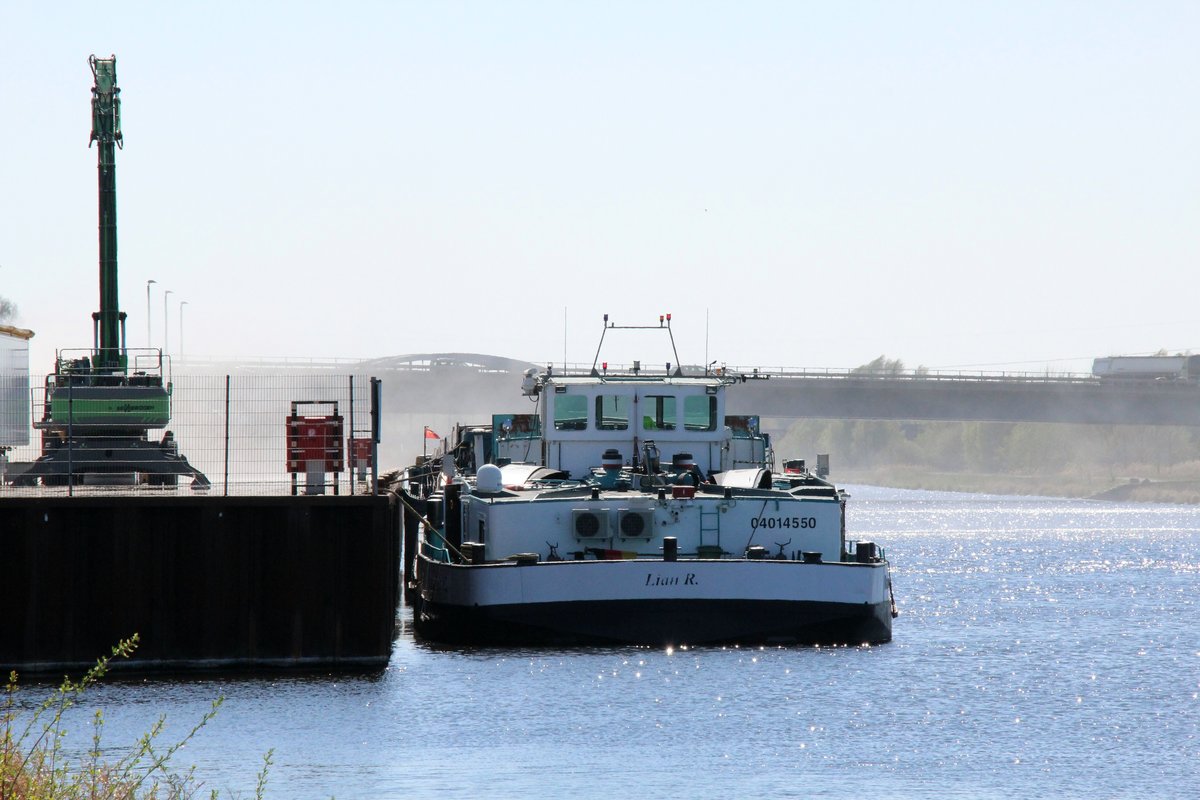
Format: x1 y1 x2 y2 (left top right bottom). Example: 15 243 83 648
349 375 355 496
370 377 381 495
223 374 231 496
67 379 74 496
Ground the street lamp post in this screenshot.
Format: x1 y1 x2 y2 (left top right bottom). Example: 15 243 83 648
163 289 173 357
179 301 189 362
145 279 157 349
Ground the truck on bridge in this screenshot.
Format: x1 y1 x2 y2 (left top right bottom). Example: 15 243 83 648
1092 355 1200 381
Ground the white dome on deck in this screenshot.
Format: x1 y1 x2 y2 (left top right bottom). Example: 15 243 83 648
477 463 503 493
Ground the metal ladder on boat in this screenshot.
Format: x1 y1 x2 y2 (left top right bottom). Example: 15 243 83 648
699 506 721 551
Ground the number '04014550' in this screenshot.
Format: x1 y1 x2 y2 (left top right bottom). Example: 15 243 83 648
752 516 817 530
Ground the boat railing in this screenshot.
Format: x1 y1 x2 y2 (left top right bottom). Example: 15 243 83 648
421 532 454 563
845 540 887 564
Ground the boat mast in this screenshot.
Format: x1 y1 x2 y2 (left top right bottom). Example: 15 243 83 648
589 314 684 377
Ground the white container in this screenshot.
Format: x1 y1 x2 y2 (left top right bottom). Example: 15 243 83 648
0 325 33 447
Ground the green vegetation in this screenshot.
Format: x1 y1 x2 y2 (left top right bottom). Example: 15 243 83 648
2 635 271 800
774 418 1200 502
851 355 903 376
850 355 929 376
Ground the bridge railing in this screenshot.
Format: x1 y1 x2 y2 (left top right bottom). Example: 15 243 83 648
531 361 1098 384
722 366 1098 384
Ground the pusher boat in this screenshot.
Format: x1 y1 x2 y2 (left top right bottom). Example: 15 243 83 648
401 316 897 646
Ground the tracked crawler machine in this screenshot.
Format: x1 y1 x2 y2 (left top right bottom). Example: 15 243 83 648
19 56 208 488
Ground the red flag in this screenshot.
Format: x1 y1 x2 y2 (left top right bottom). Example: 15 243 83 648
424 428 440 440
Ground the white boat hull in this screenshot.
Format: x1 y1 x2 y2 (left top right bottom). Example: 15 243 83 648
414 554 893 646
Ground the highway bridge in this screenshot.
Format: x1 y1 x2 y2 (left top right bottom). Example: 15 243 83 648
340 355 1200 428
175 353 1200 427
725 369 1200 427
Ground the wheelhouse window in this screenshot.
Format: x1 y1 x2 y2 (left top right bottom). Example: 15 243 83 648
725 415 759 439
642 395 677 431
683 395 717 431
595 395 630 431
554 394 588 430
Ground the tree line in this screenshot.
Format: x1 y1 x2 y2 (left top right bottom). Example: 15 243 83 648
774 417 1200 482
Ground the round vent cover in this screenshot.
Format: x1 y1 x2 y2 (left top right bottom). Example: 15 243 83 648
620 512 646 537
575 512 601 537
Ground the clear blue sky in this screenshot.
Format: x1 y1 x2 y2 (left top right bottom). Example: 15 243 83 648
2 1 1197 373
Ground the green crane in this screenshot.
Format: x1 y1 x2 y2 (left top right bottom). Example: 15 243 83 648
91 55 124 371
18 56 209 488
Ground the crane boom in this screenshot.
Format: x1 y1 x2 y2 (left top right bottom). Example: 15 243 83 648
89 54 125 370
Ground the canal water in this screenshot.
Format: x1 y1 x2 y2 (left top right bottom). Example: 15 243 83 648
23 487 1200 798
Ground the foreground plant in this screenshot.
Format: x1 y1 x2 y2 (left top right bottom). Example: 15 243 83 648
1 635 270 799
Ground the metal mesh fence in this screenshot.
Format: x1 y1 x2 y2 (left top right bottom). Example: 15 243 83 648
1 373 379 496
